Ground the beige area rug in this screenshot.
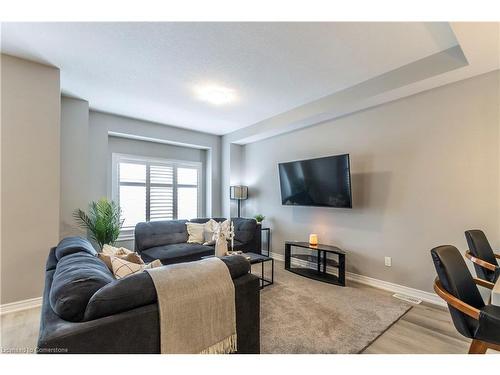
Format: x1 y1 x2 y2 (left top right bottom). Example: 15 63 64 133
256 261 412 354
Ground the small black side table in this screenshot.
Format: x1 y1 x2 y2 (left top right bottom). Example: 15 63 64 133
261 227 271 256
285 241 346 286
202 252 274 289
246 252 274 289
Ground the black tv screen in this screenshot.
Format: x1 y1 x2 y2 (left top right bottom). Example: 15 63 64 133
278 154 352 208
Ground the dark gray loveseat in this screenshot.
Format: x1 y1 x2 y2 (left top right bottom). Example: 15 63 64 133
135 217 261 265
37 237 260 353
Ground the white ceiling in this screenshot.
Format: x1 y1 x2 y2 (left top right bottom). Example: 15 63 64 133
1 22 460 135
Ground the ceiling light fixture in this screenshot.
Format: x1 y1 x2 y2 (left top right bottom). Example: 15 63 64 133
193 84 237 105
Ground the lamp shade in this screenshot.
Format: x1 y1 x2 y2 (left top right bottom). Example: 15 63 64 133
230 185 248 200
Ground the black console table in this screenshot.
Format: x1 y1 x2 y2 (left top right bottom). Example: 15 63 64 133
284 241 346 286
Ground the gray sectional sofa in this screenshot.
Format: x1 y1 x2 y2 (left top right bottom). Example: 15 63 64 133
37 236 261 353
135 217 261 265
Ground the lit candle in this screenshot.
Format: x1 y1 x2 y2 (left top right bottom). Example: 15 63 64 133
309 234 318 246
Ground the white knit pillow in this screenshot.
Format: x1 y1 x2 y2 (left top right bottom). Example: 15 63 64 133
203 219 218 245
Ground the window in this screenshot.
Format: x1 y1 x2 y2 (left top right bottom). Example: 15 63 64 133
112 154 202 239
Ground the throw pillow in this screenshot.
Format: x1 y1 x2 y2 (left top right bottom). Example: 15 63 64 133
111 257 162 279
212 219 231 256
102 244 131 256
99 244 144 271
203 219 218 246
186 222 205 244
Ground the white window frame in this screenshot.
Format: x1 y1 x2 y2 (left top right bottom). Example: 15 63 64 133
112 153 203 240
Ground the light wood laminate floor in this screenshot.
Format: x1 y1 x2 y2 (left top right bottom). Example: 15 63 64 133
1 307 41 354
1 283 497 354
362 301 473 353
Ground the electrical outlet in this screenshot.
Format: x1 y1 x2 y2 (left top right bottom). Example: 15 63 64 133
385 257 392 267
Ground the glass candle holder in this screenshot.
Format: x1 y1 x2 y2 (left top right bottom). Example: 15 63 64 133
309 234 318 246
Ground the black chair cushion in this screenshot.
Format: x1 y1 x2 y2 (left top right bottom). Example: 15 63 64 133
465 230 499 282
431 245 484 338
475 304 500 345
50 252 114 322
55 236 97 260
135 220 188 252
141 243 214 264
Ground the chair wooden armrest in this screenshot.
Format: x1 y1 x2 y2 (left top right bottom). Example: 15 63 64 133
465 251 497 271
433 279 480 320
495 253 500 260
473 277 495 289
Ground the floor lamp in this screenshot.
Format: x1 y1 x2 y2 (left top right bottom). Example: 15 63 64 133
230 185 248 218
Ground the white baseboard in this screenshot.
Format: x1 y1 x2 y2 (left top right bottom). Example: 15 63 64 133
269 251 446 307
0 296 42 315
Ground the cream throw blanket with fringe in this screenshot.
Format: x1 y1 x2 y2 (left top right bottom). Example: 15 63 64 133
145 257 237 354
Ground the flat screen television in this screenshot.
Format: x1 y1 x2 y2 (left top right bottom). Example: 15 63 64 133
278 154 352 208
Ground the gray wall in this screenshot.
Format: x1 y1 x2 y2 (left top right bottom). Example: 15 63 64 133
59 106 220 251
108 136 206 165
221 142 245 217
60 97 89 238
241 70 500 293
107 136 207 249
1 54 61 304
3 53 498 304
88 111 221 217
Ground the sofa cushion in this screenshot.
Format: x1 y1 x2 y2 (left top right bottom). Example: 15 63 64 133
135 220 188 252
46 247 58 271
141 243 214 264
219 255 250 279
84 271 157 321
50 252 114 322
233 218 257 244
55 236 97 260
232 239 247 252
83 255 249 321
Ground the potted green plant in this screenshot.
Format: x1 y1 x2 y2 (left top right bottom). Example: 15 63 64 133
254 214 265 224
73 198 124 250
